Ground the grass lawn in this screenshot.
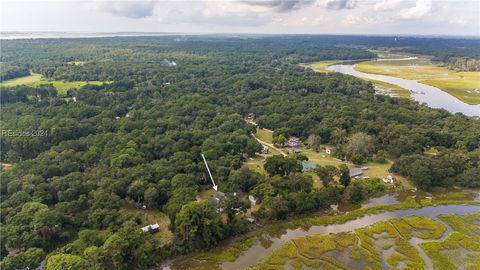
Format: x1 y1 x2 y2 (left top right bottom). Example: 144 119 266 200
255 128 274 144
197 188 217 201
355 58 480 105
121 202 174 245
1 72 107 96
301 146 345 167
245 155 267 175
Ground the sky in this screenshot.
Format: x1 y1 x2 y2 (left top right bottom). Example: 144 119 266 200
1 0 479 36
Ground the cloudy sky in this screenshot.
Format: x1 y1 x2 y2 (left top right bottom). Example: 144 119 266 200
1 0 479 36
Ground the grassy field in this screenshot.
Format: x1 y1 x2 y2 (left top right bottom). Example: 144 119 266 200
121 203 174 245
0 73 43 86
355 58 480 105
0 72 107 95
245 156 267 175
255 128 274 144
251 215 448 270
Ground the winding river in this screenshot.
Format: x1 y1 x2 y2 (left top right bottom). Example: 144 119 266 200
159 204 480 270
327 64 480 117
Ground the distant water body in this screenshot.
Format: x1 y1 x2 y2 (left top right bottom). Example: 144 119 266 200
0 32 180 40
328 63 480 117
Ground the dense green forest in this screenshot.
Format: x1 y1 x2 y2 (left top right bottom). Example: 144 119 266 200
1 35 479 269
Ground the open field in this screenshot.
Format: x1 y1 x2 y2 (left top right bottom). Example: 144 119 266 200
121 202 174 245
0 72 107 95
255 128 274 144
245 155 267 175
355 58 480 105
0 73 43 86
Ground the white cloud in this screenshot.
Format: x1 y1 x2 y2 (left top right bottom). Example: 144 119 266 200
100 1 157 19
164 7 270 27
1 0 478 36
400 0 434 20
317 0 357 10
373 0 403 11
342 14 384 25
241 0 315 12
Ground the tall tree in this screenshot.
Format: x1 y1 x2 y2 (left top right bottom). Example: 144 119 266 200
307 134 321 152
339 164 351 187
174 201 225 249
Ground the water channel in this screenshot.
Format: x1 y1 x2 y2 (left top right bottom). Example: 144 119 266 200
326 64 480 117
159 204 480 270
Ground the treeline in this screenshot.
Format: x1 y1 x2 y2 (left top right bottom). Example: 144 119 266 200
391 150 480 189
443 57 480 72
0 66 30 81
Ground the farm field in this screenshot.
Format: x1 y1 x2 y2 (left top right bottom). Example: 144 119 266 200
0 72 107 95
355 58 480 105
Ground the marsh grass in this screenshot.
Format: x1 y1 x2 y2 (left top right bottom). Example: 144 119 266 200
419 213 480 270
196 235 258 262
252 215 449 270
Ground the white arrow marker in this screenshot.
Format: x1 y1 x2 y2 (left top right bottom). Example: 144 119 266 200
201 153 218 191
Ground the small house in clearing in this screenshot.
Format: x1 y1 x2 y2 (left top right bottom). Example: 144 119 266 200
288 148 302 154
249 195 260 206
246 217 256 224
286 137 301 148
261 145 269 154
141 224 160 234
211 191 226 204
383 175 394 184
349 168 363 178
